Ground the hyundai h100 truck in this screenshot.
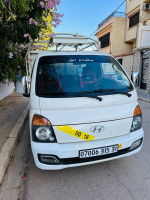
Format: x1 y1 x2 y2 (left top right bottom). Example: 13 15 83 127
16 33 144 169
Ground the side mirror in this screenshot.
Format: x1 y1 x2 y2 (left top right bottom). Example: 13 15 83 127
15 75 26 94
15 75 30 97
131 72 139 87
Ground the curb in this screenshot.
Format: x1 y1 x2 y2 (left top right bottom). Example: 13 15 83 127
138 97 150 103
0 103 29 184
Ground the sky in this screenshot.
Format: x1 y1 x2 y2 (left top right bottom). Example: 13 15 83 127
54 0 126 39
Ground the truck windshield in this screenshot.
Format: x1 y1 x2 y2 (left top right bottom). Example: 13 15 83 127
36 55 133 97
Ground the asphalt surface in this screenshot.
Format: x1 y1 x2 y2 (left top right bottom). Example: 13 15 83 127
0 100 150 200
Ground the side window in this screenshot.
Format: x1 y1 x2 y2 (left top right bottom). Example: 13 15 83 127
101 63 130 87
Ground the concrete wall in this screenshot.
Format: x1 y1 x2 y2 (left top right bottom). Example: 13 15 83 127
133 51 141 72
112 17 132 56
116 55 134 77
126 0 141 15
126 0 150 43
146 50 150 93
0 80 15 101
125 4 140 42
126 26 138 42
96 17 132 57
136 24 150 48
125 0 150 93
100 46 111 54
122 55 134 77
96 24 113 54
96 18 113 35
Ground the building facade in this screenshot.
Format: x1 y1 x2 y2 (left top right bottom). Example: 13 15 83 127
96 1 150 92
125 0 150 92
95 12 133 77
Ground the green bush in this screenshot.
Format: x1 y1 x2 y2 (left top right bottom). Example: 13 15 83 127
0 0 62 82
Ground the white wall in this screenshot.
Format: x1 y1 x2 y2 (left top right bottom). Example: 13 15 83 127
136 25 150 48
117 55 134 77
122 55 134 77
0 80 15 101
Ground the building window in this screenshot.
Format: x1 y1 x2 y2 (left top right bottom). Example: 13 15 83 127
129 12 139 28
99 33 110 48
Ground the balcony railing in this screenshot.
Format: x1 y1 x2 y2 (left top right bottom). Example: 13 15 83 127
98 12 126 28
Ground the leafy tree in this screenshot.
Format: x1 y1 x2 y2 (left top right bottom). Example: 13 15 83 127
0 0 63 82
34 13 53 50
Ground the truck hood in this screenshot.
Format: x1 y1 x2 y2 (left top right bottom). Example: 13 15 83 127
30 91 138 144
39 91 138 126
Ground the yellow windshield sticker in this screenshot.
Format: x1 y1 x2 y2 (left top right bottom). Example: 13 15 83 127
56 125 95 141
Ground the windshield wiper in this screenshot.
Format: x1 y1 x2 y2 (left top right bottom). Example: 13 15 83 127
38 89 132 98
77 89 132 99
39 91 103 101
78 89 115 94
82 89 132 97
75 89 116 101
76 94 103 101
113 91 132 97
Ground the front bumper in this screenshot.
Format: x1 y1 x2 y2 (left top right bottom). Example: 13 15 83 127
31 128 144 170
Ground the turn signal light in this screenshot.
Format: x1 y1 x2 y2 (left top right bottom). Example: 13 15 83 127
134 105 142 117
32 115 51 125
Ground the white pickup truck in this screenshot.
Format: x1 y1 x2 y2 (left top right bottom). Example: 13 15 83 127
16 33 144 170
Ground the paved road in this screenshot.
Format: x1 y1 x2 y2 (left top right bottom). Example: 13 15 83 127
0 100 150 200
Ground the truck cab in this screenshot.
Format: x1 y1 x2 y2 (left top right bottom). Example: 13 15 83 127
16 33 144 169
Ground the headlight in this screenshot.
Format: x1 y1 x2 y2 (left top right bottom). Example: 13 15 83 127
36 127 55 141
32 115 57 143
131 105 142 132
131 116 142 131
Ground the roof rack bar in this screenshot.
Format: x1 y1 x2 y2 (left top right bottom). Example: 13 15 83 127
29 33 101 52
81 43 94 51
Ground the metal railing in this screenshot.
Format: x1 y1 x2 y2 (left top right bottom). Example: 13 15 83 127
30 33 101 52
98 12 126 28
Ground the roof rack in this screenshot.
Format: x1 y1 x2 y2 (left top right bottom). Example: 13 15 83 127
25 33 101 90
30 33 101 52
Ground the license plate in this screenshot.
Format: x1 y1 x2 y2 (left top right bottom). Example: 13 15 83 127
79 145 118 158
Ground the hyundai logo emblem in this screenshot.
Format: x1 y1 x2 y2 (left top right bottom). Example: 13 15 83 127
90 125 105 133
